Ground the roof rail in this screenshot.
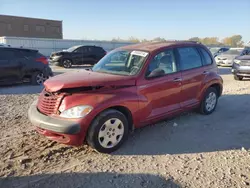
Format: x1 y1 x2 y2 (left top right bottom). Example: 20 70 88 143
172 40 200 43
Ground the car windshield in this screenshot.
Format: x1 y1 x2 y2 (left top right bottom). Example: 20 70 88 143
65 46 79 52
223 49 243 55
92 50 149 76
209 48 220 54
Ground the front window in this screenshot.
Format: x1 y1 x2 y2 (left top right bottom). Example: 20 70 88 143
92 50 149 76
65 46 79 52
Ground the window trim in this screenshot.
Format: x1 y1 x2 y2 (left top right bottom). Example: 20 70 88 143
176 46 203 72
145 48 180 80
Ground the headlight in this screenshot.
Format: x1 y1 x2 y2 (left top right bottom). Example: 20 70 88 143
59 105 93 118
234 60 241 64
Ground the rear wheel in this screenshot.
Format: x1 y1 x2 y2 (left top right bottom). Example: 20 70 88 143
62 59 72 68
199 87 218 115
234 75 243 81
31 72 48 85
87 109 129 153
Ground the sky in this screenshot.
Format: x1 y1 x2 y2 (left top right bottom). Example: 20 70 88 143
0 0 250 42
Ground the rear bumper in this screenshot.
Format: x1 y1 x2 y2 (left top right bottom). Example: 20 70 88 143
232 64 250 77
28 100 83 145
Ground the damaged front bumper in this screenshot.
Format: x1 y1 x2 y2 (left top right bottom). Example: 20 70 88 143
28 100 83 145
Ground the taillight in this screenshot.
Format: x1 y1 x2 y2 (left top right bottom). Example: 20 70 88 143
36 57 48 65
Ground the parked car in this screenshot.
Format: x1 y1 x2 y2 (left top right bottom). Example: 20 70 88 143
232 47 250 80
28 41 223 153
0 43 11 47
215 48 244 67
0 47 52 85
49 45 107 68
209 47 229 57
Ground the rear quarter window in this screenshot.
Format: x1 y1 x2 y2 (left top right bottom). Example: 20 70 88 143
177 47 203 70
200 48 213 65
92 47 105 53
20 50 38 58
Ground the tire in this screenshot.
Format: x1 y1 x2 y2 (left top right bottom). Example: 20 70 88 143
31 72 48 85
86 109 129 153
62 59 72 68
234 75 243 81
199 87 218 115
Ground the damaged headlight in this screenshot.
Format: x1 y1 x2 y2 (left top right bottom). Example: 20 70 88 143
59 105 93 118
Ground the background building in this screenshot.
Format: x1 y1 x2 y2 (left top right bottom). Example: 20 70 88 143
0 15 63 39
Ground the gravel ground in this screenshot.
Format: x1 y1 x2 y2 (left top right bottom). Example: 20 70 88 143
0 67 250 188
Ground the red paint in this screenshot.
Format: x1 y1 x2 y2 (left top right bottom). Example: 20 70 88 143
35 42 223 145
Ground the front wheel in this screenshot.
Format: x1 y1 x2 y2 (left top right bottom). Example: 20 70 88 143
86 109 129 153
62 59 72 68
234 75 243 81
199 87 218 115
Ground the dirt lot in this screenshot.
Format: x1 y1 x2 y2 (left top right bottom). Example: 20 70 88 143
0 67 250 188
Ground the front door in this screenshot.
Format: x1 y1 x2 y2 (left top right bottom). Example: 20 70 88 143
72 47 84 65
137 49 182 125
176 46 205 109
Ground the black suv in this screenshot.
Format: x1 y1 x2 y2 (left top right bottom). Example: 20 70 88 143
0 47 52 85
50 45 107 68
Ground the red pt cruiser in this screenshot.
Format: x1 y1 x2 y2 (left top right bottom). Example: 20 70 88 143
28 41 223 153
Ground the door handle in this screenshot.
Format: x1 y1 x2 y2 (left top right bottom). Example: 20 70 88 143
173 78 182 82
203 71 209 75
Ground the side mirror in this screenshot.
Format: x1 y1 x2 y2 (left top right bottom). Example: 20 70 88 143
147 68 165 78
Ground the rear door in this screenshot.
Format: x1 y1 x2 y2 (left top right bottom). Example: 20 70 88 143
0 48 22 82
176 46 205 109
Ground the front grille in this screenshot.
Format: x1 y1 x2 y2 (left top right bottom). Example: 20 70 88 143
37 90 64 115
240 61 250 66
218 58 227 60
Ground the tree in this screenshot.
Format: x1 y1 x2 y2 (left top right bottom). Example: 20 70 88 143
222 35 244 47
189 37 200 42
152 37 166 42
128 36 140 43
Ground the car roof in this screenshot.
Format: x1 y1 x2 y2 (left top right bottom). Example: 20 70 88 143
73 45 102 48
0 46 38 52
119 41 203 53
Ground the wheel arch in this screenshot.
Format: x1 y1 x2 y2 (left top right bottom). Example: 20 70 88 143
87 105 134 134
108 105 134 131
209 83 222 97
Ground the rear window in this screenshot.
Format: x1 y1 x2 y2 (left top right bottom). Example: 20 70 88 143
92 47 105 53
20 50 39 58
177 47 203 70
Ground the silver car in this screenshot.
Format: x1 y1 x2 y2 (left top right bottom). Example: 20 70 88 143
215 48 243 67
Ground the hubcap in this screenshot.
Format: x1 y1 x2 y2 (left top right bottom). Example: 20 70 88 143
98 118 124 149
36 73 47 85
63 60 71 68
205 92 217 112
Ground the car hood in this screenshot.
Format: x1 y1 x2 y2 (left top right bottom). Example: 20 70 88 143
51 50 70 56
44 70 136 92
217 54 239 60
235 55 250 60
